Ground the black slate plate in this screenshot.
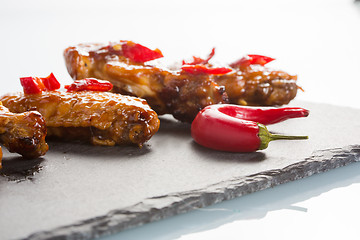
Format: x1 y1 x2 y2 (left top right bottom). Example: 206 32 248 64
1 101 359 240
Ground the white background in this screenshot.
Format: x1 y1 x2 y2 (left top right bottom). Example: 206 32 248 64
1 0 360 239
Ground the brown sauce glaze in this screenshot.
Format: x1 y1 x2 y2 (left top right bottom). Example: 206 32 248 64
0 91 160 147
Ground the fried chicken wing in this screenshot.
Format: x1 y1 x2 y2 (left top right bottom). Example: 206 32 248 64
214 65 298 106
0 102 48 160
0 91 160 147
64 43 228 122
64 42 299 122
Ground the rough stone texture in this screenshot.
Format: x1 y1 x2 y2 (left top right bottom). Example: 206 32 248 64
1 101 360 240
25 146 360 240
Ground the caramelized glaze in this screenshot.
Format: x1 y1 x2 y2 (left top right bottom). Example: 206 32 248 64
0 91 160 147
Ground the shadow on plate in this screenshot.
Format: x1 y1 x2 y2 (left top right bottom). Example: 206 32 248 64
45 140 152 159
0 156 45 182
157 116 191 138
190 140 266 163
43 116 189 158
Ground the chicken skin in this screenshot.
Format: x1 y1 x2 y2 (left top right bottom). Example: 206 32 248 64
64 42 298 122
0 91 160 147
0 102 48 164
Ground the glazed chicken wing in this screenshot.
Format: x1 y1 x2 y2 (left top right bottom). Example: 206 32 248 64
0 102 48 163
64 42 298 122
64 43 228 122
214 65 298 106
0 91 160 147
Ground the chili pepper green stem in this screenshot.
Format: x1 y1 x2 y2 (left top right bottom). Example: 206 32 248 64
258 123 308 150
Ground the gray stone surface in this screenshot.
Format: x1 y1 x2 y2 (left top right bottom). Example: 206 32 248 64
1 101 360 240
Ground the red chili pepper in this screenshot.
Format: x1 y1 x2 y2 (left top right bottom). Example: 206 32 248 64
182 48 216 65
121 41 163 63
40 72 61 91
20 77 46 94
191 105 308 152
182 64 232 75
65 78 113 92
230 54 275 68
209 104 309 125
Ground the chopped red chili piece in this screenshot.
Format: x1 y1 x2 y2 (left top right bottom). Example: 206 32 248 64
20 73 60 94
182 48 216 65
20 77 46 94
181 64 232 75
230 54 275 68
121 41 163 63
191 104 308 152
65 78 113 92
40 73 61 91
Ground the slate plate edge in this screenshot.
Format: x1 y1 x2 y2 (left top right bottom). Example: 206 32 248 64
23 144 360 240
